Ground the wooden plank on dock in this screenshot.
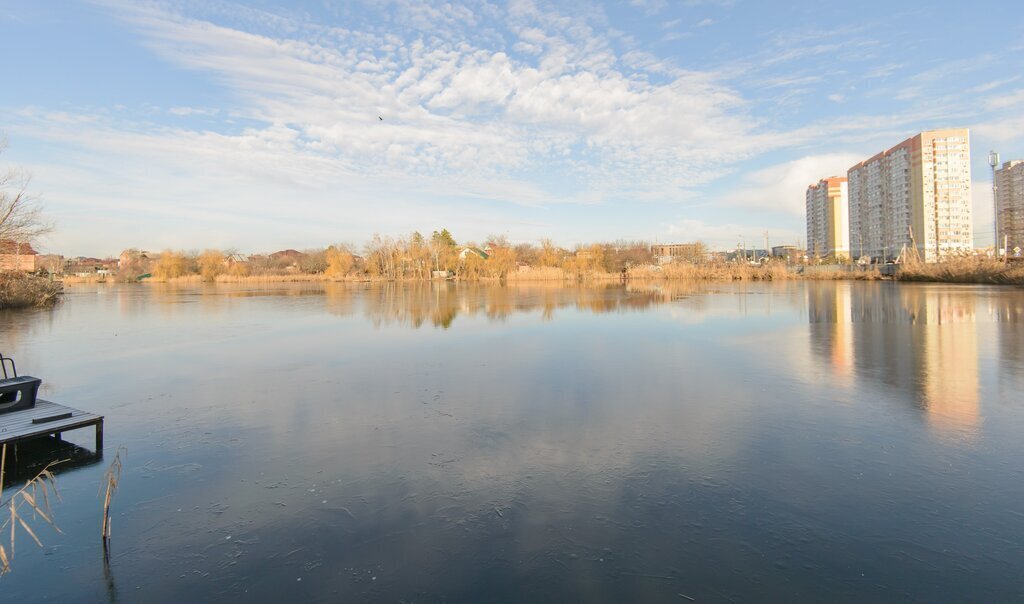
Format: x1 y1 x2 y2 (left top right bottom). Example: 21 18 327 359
0 399 104 449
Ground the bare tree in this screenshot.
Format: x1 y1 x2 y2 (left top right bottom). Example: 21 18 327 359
0 137 53 244
198 249 226 282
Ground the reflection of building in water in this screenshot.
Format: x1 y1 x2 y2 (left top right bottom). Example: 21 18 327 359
807 283 854 380
916 291 979 433
993 295 1024 394
847 285 979 434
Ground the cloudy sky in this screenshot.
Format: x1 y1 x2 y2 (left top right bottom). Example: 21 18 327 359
2 0 1023 256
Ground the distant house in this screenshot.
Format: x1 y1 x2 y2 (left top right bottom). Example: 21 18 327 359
65 257 119 277
224 253 249 266
0 240 38 271
269 249 305 270
458 247 488 260
36 254 64 274
118 249 151 272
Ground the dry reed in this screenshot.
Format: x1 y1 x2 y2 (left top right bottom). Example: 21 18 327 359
628 261 794 282
101 447 125 545
65 259 1024 287
505 266 570 282
800 267 882 280
0 444 64 576
896 257 1024 285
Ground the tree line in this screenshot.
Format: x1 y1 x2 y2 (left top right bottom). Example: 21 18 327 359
125 231 675 282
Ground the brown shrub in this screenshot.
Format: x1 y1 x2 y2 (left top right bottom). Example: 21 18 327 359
897 257 1024 285
0 271 62 308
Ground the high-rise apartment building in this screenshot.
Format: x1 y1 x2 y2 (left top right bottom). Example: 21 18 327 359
995 160 1024 254
805 177 849 259
848 129 972 262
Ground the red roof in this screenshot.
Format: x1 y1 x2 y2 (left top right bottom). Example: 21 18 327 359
0 240 38 255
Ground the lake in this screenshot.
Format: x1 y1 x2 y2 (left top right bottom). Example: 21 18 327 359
1 281 1022 602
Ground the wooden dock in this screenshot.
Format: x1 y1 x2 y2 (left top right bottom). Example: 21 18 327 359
0 399 104 452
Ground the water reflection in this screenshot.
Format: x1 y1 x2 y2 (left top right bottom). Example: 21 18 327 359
807 282 855 382
348 282 679 328
805 283 1019 437
0 282 1022 601
1 438 103 488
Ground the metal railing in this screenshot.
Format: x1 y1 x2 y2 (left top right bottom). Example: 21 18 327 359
0 353 17 380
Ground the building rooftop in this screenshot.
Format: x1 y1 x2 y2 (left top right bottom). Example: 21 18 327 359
0 240 39 255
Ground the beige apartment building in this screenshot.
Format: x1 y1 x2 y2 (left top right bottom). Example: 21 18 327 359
651 243 704 263
805 176 849 259
995 160 1024 255
848 129 973 262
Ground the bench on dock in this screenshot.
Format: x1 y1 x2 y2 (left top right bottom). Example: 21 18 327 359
0 376 42 413
0 353 104 452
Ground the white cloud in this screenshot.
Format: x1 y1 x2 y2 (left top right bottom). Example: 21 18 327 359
12 0 1003 255
666 218 800 249
716 153 864 215
629 0 667 15
986 89 1024 110
973 115 1024 145
168 106 219 116
660 31 691 43
696 18 714 27
865 63 904 79
54 0 788 199
969 77 1019 94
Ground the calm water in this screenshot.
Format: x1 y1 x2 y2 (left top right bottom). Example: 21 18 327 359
1 281 1023 602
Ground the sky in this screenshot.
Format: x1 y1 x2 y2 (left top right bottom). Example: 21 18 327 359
2 0 1023 256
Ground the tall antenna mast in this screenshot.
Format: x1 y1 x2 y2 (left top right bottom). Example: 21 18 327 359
990 150 1001 254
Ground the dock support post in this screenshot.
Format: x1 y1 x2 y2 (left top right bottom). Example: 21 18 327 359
96 419 104 453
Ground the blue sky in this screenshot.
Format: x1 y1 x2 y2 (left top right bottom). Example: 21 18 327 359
2 0 1023 256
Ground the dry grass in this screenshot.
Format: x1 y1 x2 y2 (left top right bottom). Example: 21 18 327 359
505 266 570 281
506 267 627 282
67 273 339 285
211 273 327 283
0 444 64 576
62 259 1024 287
896 257 1024 285
60 274 111 284
800 266 882 280
0 271 62 308
629 262 794 281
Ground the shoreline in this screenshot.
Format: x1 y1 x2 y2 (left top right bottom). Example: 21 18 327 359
57 260 1024 287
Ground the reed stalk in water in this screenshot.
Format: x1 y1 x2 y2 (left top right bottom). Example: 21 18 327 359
0 443 64 576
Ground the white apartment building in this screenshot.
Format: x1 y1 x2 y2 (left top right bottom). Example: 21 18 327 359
995 160 1024 254
848 129 973 262
805 177 850 259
